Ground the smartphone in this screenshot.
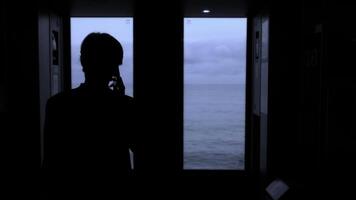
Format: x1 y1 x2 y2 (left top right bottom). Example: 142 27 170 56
110 69 125 96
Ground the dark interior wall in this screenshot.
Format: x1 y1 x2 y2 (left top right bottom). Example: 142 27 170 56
262 0 316 198
0 1 8 115
0 0 10 171
259 1 306 199
323 0 356 183
265 0 356 199
133 0 183 173
1 1 40 168
266 0 325 198
38 9 52 167
0 0 67 169
267 0 304 178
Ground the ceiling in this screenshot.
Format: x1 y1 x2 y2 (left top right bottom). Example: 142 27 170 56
184 0 249 17
70 0 134 17
69 0 250 17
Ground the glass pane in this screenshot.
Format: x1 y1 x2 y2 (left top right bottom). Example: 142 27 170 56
71 17 133 97
184 18 247 169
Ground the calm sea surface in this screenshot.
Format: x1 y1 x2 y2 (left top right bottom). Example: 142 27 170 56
184 84 245 169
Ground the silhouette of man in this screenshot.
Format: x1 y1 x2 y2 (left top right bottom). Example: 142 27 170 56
43 33 136 176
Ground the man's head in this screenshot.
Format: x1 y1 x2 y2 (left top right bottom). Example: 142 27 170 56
80 32 123 85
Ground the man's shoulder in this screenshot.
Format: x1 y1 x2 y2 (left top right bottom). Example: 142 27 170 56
122 95 134 102
47 88 80 106
47 88 135 107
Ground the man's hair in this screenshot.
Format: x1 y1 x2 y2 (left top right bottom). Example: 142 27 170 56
80 32 123 71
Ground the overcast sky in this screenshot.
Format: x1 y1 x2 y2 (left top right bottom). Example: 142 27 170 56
184 18 246 85
71 17 134 95
71 18 246 93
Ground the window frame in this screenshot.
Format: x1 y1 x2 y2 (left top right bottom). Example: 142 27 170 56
182 16 252 175
64 15 253 175
68 17 134 96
